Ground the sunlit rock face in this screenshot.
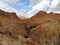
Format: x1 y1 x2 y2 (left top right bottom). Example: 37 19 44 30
0 10 60 45
0 10 40 45
0 10 27 40
27 11 60 45
26 11 60 28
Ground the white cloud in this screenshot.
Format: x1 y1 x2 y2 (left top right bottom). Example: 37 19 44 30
0 1 23 16
32 0 50 10
27 0 60 18
2 0 18 3
30 0 40 4
50 0 59 8
27 0 50 18
17 2 24 6
0 1 28 18
1 0 23 6
0 2 17 12
48 0 60 13
0 0 60 18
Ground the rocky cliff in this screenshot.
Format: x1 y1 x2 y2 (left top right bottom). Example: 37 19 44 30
0 10 60 45
27 11 60 45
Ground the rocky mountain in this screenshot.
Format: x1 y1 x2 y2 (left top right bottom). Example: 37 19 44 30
0 10 27 39
0 10 40 45
27 11 60 45
0 10 60 45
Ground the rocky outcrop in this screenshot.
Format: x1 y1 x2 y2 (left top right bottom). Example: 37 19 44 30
29 19 60 45
26 11 48 28
0 10 60 45
0 10 27 40
0 34 39 45
26 11 60 28
28 11 60 45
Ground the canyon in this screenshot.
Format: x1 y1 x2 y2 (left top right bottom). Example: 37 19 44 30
0 10 60 45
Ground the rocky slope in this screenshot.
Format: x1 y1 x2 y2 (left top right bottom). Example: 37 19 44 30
27 11 60 45
0 34 39 45
0 10 28 39
0 10 40 45
0 10 60 45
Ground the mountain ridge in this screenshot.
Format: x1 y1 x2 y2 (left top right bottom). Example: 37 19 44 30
0 9 60 45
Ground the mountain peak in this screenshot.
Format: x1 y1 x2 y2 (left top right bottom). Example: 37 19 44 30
0 10 18 19
31 11 47 18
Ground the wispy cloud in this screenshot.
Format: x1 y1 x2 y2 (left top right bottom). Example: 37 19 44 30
30 0 40 4
0 1 25 16
27 0 50 17
2 0 18 3
48 0 60 13
0 2 17 12
0 0 60 18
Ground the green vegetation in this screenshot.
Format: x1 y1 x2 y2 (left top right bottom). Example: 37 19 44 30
23 22 37 38
23 22 36 33
26 26 36 33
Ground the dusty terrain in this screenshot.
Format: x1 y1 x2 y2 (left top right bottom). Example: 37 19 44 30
0 10 60 45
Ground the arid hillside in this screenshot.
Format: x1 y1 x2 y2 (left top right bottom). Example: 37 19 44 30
0 10 60 45
27 11 60 45
26 11 60 31
0 10 28 39
0 10 40 45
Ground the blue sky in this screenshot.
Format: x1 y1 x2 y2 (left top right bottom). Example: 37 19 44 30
0 0 60 18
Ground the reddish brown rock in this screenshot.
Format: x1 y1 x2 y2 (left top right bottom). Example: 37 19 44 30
28 11 60 45
0 34 39 45
1 10 60 45
26 11 60 28
0 10 27 39
26 11 51 29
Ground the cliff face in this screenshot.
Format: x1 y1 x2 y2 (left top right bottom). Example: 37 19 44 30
27 11 60 45
27 11 60 26
0 10 40 45
29 19 60 45
0 10 27 39
26 11 51 28
0 10 60 45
